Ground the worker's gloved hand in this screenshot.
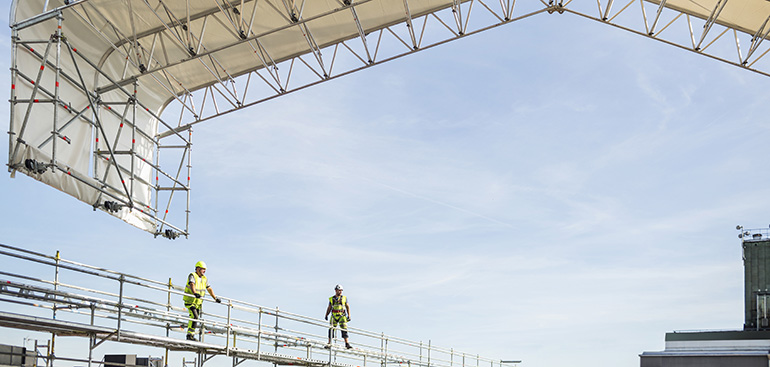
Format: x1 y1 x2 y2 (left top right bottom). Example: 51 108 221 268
324 315 328 320
195 293 202 298
216 297 222 303
346 317 351 322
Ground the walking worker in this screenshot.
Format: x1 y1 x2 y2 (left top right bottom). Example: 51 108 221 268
183 261 221 341
324 284 352 349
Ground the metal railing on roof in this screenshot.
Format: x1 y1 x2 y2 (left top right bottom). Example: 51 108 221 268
736 225 770 242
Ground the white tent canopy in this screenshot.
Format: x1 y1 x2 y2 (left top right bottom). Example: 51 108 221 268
9 0 770 237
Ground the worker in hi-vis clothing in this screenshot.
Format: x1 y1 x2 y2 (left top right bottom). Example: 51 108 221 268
324 284 352 349
183 261 221 341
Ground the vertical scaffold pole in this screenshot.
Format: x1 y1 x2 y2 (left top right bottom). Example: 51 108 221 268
130 80 138 201
274 306 279 367
226 301 232 355
9 24 18 172
50 250 60 367
257 307 262 358
166 278 172 367
419 341 422 367
186 128 192 236
87 334 94 367
117 274 125 340
51 14 62 166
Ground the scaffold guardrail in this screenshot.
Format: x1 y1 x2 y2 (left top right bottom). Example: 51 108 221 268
0 244 514 367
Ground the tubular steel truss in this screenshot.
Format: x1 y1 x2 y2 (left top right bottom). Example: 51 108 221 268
0 243 516 367
9 0 770 237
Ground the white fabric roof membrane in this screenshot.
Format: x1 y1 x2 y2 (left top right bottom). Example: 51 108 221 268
653 0 770 38
8 0 770 236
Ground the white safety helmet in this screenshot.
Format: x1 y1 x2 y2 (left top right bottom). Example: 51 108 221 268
335 284 343 291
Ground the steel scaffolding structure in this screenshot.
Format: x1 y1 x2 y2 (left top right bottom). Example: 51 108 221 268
0 243 515 367
9 0 770 237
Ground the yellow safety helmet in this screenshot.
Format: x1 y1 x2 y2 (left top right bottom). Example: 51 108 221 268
195 261 207 269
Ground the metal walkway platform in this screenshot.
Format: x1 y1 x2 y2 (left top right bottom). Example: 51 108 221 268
0 244 513 367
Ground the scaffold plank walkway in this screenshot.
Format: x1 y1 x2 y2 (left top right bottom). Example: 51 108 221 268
0 244 513 367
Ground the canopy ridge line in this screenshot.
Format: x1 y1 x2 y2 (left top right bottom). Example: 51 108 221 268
402 0 419 49
695 0 729 51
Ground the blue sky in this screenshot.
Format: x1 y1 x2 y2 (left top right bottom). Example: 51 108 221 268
2 3 770 367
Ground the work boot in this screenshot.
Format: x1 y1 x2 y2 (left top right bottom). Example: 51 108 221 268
324 344 331 349
186 334 197 341
345 343 352 349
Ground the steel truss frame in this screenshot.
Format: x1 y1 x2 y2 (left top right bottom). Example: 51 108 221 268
0 243 518 367
10 0 770 237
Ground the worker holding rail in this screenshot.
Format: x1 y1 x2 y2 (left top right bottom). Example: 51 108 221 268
324 284 352 349
183 261 221 341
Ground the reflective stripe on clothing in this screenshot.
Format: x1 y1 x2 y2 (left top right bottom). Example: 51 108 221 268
329 295 347 313
187 306 200 335
330 313 348 328
328 295 348 326
183 272 208 307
